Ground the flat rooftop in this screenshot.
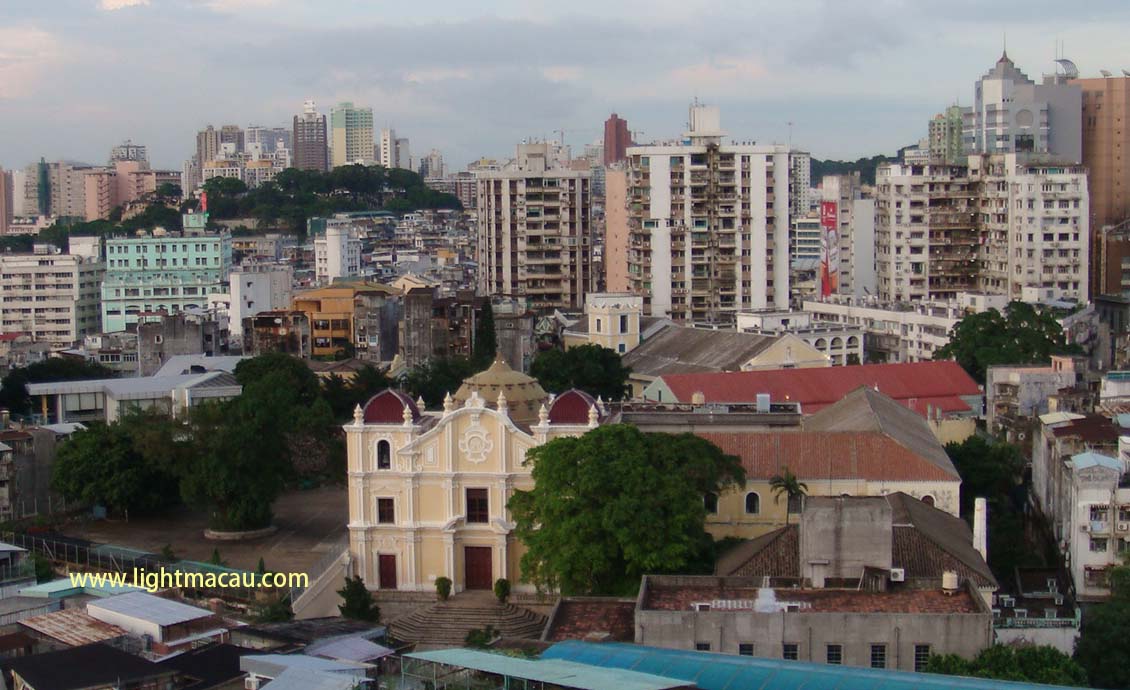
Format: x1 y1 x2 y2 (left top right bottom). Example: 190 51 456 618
645 585 980 614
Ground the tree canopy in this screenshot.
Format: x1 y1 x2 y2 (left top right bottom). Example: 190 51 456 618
0 358 115 416
508 425 745 595
529 344 632 401
405 356 477 408
199 164 460 236
925 645 1087 686
337 575 381 622
1076 563 1130 688
51 411 181 517
934 301 1079 384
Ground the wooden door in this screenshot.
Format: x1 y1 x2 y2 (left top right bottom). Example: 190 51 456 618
464 547 493 590
378 554 397 590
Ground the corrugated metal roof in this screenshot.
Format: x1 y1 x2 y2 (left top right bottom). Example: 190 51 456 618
1070 451 1122 472
19 609 128 646
406 649 692 690
305 635 394 662
88 592 211 627
245 668 359 690
542 641 1085 689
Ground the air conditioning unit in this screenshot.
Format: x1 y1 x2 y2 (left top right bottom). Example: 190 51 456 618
1081 523 1091 532
245 678 262 690
889 568 906 582
1054 594 1064 606
1119 523 1129 532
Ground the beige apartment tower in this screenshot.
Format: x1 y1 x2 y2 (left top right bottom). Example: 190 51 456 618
475 142 593 311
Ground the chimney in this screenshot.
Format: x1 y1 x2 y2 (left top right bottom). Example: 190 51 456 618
691 391 705 405
0 408 8 430
973 497 988 562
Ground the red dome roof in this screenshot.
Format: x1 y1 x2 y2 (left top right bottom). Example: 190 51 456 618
548 389 597 425
362 390 420 424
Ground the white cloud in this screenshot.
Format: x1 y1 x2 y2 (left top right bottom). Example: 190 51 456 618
97 0 149 10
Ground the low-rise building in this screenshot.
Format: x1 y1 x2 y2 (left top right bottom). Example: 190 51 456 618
242 310 311 358
1031 411 1129 600
736 310 863 366
635 574 992 672
229 265 293 338
802 294 1007 363
986 356 1082 438
292 282 401 360
623 323 829 396
86 592 227 657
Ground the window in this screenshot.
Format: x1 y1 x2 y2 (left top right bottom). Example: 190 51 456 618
738 643 754 656
695 642 711 651
745 492 760 514
595 318 602 333
782 643 799 661
1090 505 1109 521
377 498 395 524
870 644 887 669
1090 537 1109 553
619 315 629 333
921 495 935 507
618 343 626 354
826 644 842 665
467 488 489 523
914 645 931 672
704 492 718 514
376 440 391 470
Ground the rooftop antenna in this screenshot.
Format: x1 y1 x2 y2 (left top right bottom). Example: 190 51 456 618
787 121 794 149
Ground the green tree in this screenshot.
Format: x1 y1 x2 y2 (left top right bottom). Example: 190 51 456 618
927 645 1087 686
945 437 1035 579
1077 564 1130 688
253 594 294 623
51 413 180 517
508 425 745 595
472 300 497 370
0 358 115 416
530 344 632 401
234 352 321 406
405 357 477 407
935 301 1079 384
337 575 381 622
768 468 808 525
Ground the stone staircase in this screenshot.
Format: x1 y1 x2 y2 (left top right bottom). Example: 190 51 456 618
389 593 548 647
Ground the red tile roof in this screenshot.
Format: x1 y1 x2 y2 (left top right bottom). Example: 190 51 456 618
697 430 960 481
658 361 980 416
362 389 420 424
546 599 637 642
548 389 596 425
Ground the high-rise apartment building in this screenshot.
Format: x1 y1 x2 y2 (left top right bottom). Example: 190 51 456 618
101 216 233 332
46 161 93 220
396 138 411 171
219 125 245 154
196 126 222 174
330 102 374 167
821 174 876 298
379 128 397 168
875 154 1088 304
110 140 148 164
246 126 290 154
293 100 329 172
604 168 630 292
618 104 791 324
603 113 631 166
419 149 445 179
0 167 11 235
928 105 965 165
0 241 104 345
475 142 593 311
1074 75 1130 296
963 52 1082 163
789 151 812 219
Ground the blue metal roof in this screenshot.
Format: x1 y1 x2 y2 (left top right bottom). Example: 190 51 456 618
1070 451 1122 472
405 649 691 690
541 641 1085 690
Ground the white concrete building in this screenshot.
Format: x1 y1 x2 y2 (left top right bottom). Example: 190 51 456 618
821 174 876 298
379 128 398 168
229 265 293 337
964 52 1082 163
0 243 104 347
986 357 1080 435
623 104 791 324
789 151 812 219
875 155 1088 304
802 293 1007 363
314 226 362 284
735 310 864 366
475 142 593 311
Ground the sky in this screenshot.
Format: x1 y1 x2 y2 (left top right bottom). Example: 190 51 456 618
2 0 1130 172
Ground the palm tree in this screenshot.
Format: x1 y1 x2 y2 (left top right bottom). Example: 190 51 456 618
769 468 808 525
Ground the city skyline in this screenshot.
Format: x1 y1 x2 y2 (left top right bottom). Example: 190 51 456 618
2 0 1130 172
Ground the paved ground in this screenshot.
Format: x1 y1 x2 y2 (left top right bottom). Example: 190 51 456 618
61 486 348 574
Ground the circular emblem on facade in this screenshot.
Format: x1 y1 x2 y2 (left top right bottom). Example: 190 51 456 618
459 427 494 464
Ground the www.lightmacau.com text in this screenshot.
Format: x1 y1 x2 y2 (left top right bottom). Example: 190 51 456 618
68 568 309 593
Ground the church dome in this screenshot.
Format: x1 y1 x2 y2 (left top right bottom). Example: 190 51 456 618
361 389 420 424
453 358 549 425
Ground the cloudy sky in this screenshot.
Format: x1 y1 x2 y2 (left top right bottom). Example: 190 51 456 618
2 0 1129 172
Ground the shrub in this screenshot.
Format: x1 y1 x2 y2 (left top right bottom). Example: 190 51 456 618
435 576 452 601
494 577 511 604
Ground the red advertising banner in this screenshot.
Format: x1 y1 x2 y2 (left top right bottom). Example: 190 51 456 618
820 201 839 297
